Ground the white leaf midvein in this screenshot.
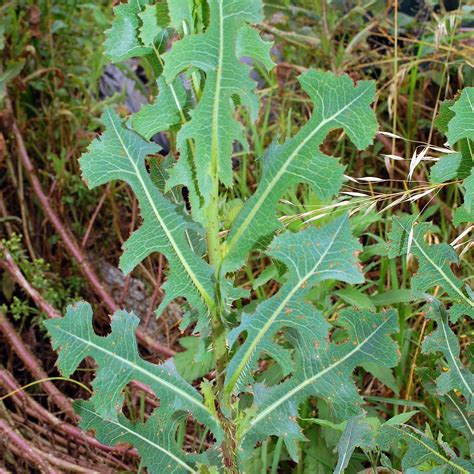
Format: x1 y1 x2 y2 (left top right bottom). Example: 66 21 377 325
80 405 196 473
247 317 391 429
54 325 212 416
226 87 371 257
107 110 213 308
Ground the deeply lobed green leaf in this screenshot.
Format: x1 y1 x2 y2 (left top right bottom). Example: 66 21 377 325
162 0 274 210
222 70 378 272
378 424 472 473
45 302 223 472
80 108 215 319
388 215 474 321
225 215 364 396
422 299 473 411
239 308 399 461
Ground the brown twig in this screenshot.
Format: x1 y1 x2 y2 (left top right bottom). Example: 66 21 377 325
0 418 57 474
0 311 74 418
0 369 138 464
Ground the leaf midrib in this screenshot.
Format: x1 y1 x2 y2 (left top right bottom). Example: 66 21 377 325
246 316 391 430
392 425 469 474
334 420 355 474
225 86 371 263
80 405 197 473
107 110 213 309
54 324 212 416
445 392 474 436
226 217 347 395
440 319 473 397
397 220 474 309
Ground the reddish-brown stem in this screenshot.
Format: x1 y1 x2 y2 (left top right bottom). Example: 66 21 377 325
0 418 57 474
5 436 96 474
81 183 110 249
8 101 119 314
0 311 74 418
0 369 138 463
5 99 175 359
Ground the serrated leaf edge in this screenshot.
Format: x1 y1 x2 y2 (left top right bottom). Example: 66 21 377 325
105 109 214 310
244 314 393 433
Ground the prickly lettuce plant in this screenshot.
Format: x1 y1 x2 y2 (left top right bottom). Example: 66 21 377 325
43 1 469 472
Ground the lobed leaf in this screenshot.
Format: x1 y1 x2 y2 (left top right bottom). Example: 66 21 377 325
80 108 215 318
223 70 378 272
378 424 472 473
162 0 275 210
446 88 474 146
334 414 375 474
431 88 474 226
225 215 364 396
239 308 399 461
76 400 219 474
132 77 188 140
45 302 223 472
104 0 153 62
421 299 473 410
388 215 474 321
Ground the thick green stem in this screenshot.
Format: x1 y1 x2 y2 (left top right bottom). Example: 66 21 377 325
207 182 228 392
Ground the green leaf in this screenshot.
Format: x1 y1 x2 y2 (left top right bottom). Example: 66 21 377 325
435 100 455 134
421 299 473 410
132 77 188 139
335 287 376 311
454 206 474 227
382 410 418 426
361 363 399 395
418 368 473 452
388 215 474 320
437 88 474 226
104 0 153 62
378 424 472 473
446 88 474 146
175 336 215 382
461 169 474 215
0 61 25 103
80 108 215 320
45 302 223 472
430 152 472 183
303 426 336 473
138 3 170 46
163 0 274 207
444 392 474 452
223 70 377 272
370 289 415 306
167 0 194 31
76 400 218 473
334 415 375 474
240 308 399 461
225 215 364 397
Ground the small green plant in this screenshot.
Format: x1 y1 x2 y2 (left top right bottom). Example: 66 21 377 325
45 1 473 472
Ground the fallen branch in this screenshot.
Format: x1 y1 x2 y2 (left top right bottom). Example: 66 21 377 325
0 418 56 474
0 368 138 465
0 311 74 418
